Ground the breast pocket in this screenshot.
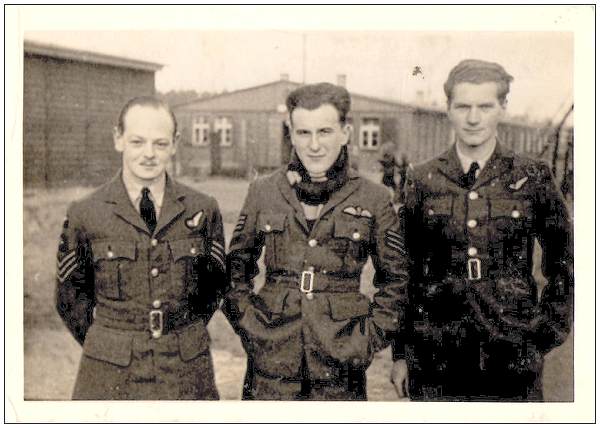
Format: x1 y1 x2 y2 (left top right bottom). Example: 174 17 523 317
423 196 453 227
332 218 371 272
489 199 533 233
91 240 137 301
257 213 287 270
169 238 207 294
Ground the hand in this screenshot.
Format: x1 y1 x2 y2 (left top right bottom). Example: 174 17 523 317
390 359 409 399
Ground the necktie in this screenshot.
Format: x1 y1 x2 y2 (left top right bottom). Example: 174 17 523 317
463 162 480 189
140 187 157 233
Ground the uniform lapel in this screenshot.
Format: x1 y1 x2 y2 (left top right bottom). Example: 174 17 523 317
276 170 309 233
436 145 465 187
473 142 513 189
154 175 186 237
318 171 361 219
105 172 149 234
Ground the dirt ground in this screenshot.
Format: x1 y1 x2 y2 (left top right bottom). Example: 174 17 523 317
23 176 573 401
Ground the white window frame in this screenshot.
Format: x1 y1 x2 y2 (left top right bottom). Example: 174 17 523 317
359 117 381 151
214 116 233 147
192 116 210 147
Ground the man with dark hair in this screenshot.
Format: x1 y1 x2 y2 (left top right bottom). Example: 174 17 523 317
390 59 573 401
55 96 227 399
224 82 409 400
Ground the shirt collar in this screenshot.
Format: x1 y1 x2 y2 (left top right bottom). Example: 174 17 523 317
122 171 166 209
455 138 497 174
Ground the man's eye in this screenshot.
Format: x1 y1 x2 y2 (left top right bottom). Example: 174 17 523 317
130 140 143 145
296 130 310 136
319 129 333 134
155 141 169 148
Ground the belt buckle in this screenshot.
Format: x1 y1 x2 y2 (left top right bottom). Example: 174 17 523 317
149 309 164 339
300 270 314 293
467 258 482 280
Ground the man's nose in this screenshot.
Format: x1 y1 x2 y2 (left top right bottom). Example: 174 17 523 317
143 143 156 158
309 133 321 151
467 108 481 125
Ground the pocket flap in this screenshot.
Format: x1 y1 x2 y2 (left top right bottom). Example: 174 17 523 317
169 238 206 262
423 196 453 216
328 294 372 321
82 323 133 367
333 219 370 241
490 199 529 218
91 240 136 262
254 288 290 316
257 213 286 233
176 321 210 361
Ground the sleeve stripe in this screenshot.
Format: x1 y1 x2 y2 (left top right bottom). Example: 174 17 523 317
57 262 78 283
210 250 225 269
385 230 402 240
385 239 406 254
385 235 403 246
57 251 76 269
57 259 78 276
212 241 225 252
211 243 225 258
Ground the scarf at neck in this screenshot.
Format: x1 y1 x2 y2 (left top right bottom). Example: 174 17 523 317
287 145 350 206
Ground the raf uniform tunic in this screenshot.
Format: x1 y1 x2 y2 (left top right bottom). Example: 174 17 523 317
394 143 573 401
55 173 227 400
224 168 409 400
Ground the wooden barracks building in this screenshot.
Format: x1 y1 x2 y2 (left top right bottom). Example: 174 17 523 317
23 40 162 186
173 75 549 177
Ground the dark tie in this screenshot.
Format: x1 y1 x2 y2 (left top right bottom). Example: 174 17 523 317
140 187 157 233
463 162 480 189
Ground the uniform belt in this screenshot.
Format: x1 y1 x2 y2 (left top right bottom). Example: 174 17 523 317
268 270 361 293
94 303 199 338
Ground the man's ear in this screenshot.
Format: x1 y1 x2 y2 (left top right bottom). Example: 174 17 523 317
171 132 180 155
341 123 352 146
113 127 124 153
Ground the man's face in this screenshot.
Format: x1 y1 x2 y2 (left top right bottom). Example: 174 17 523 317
289 103 350 177
114 105 178 184
447 81 506 149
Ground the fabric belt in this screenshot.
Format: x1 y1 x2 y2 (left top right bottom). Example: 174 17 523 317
268 270 361 293
94 302 199 338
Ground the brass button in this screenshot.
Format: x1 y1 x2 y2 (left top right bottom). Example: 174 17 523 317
468 247 478 257
427 208 435 216
352 232 361 240
468 191 479 200
265 224 272 232
511 210 521 218
151 268 159 277
107 250 114 259
151 239 158 247
190 247 197 255
151 330 162 339
306 292 314 300
152 299 161 309
308 239 317 247
467 219 477 228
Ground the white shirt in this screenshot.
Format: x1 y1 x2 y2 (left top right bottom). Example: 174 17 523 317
455 139 497 177
123 173 166 220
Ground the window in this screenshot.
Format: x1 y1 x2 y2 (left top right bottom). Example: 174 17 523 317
359 118 380 150
214 116 233 147
192 116 210 146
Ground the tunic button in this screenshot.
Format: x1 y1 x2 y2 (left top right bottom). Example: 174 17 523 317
152 299 161 309
107 250 114 259
468 191 479 200
151 268 159 277
151 239 158 247
306 292 314 300
511 210 521 218
308 239 317 247
468 247 478 257
467 219 477 228
265 224 272 232
352 232 361 240
427 209 435 216
190 247 197 255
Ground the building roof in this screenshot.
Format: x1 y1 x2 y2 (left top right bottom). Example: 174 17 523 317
174 79 433 114
24 40 163 72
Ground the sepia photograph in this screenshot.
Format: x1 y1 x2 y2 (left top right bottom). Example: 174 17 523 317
6 4 595 423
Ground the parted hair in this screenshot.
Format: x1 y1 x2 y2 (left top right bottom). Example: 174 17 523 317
116 96 178 137
286 82 351 124
444 59 514 104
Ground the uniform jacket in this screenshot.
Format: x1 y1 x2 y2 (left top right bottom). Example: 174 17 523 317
394 143 573 395
223 168 409 380
55 173 226 399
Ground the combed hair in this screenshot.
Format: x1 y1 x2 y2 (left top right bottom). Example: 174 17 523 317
286 82 351 123
444 59 514 104
116 96 178 136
